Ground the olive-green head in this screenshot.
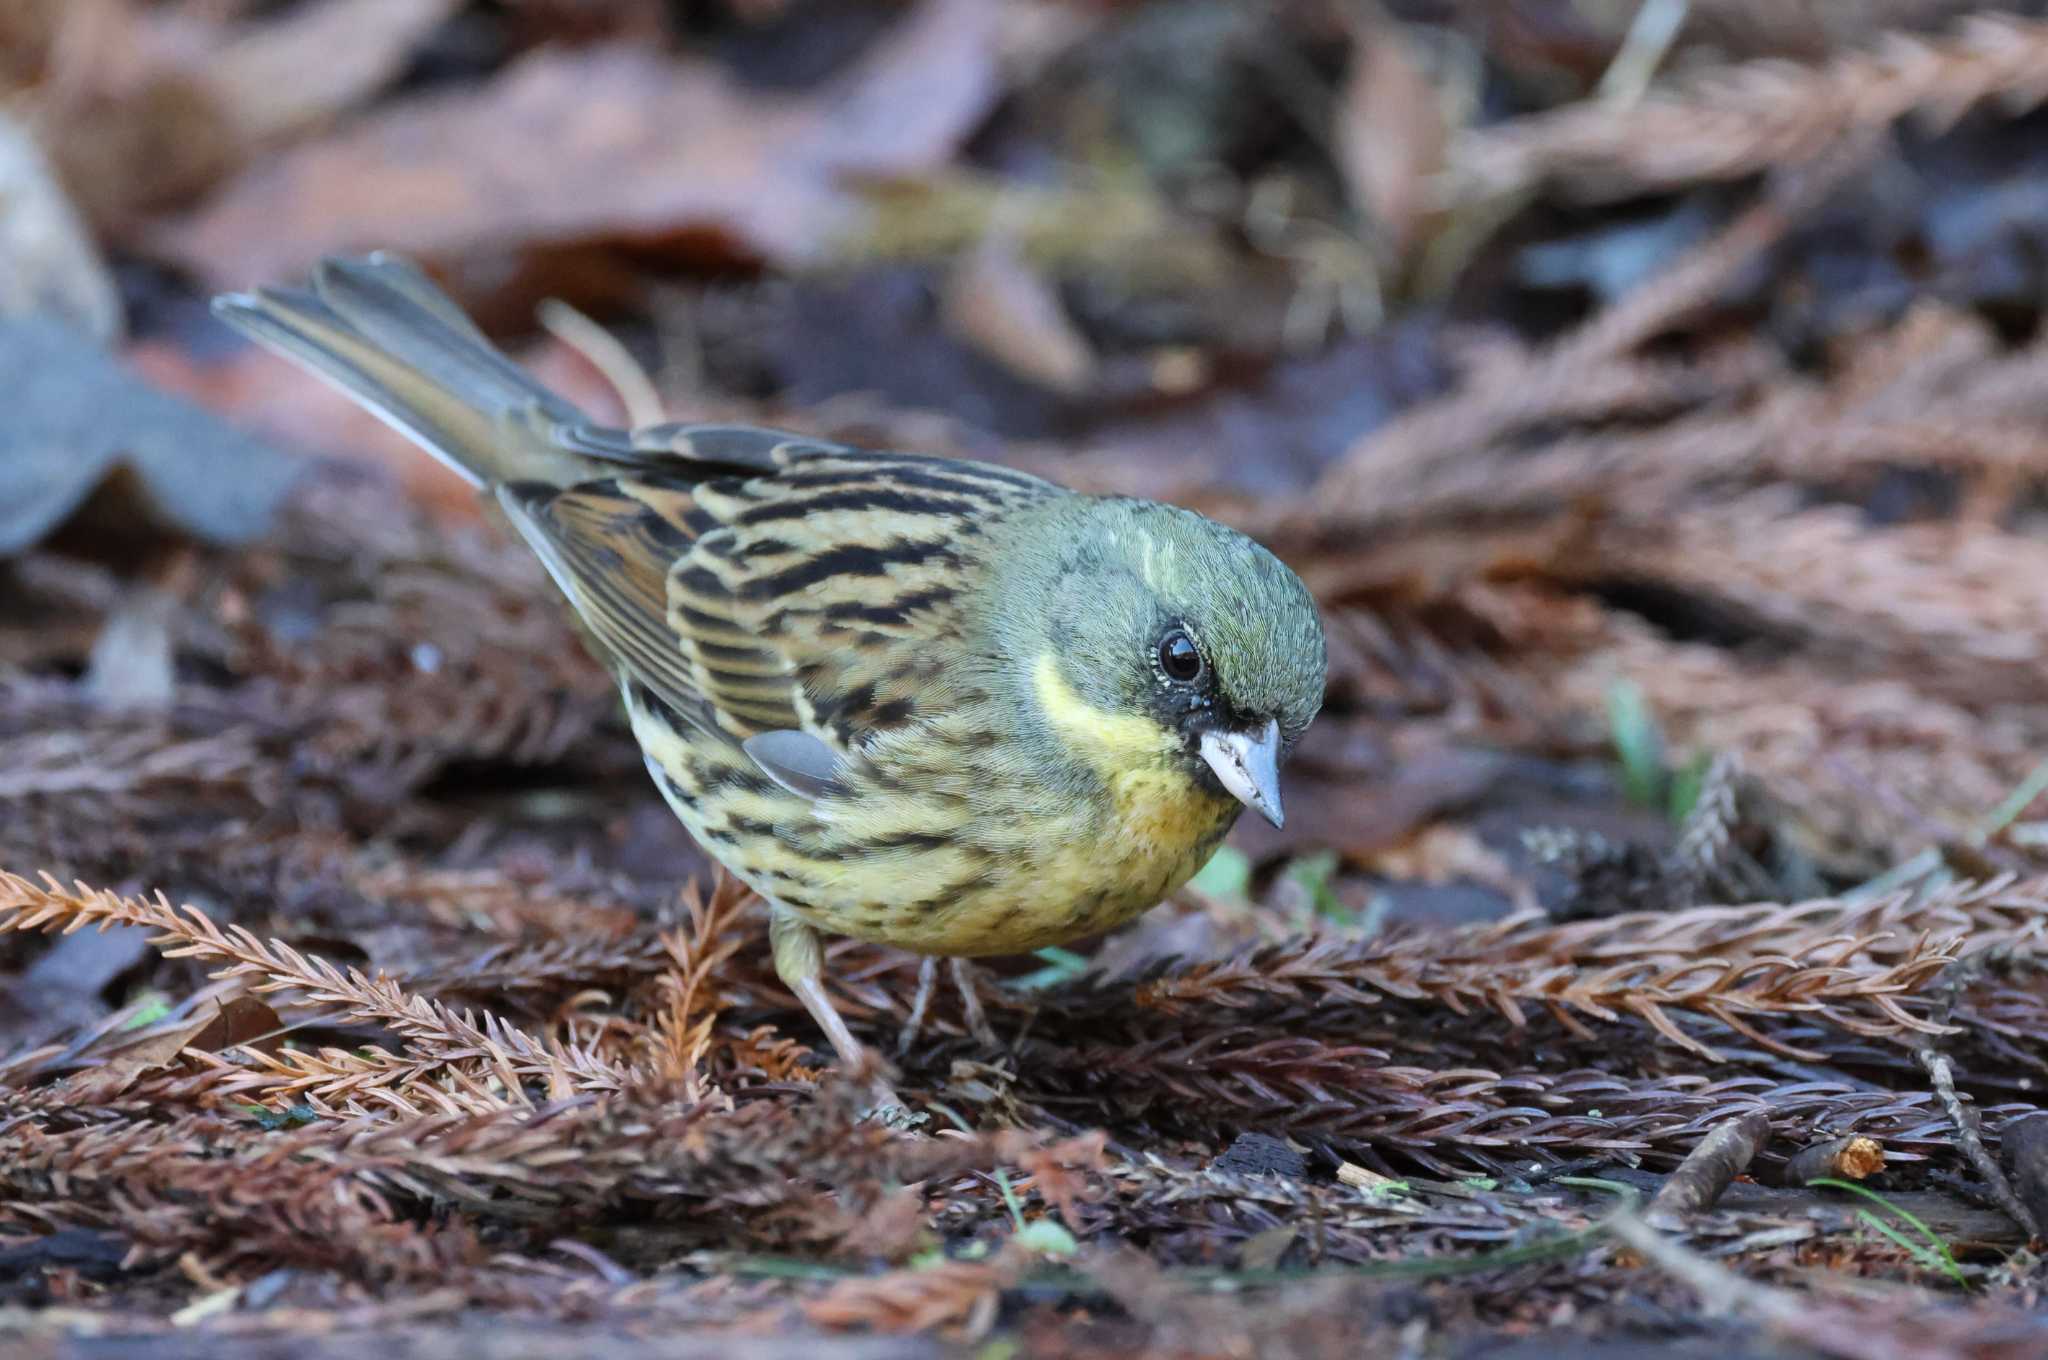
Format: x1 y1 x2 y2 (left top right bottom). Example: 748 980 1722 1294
991 496 1327 826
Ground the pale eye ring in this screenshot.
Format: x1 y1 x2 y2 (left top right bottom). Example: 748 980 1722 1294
1158 629 1204 684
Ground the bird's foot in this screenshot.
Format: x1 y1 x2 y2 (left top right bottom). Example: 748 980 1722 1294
896 956 1000 1055
860 1098 930 1132
897 955 940 1057
826 1044 923 1127
951 957 999 1050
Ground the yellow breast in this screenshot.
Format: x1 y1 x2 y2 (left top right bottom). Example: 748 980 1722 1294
1030 651 1233 866
636 654 1235 958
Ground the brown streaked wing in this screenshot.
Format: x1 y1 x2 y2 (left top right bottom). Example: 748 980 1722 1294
543 419 861 477
503 449 1060 756
670 451 1059 750
497 477 726 738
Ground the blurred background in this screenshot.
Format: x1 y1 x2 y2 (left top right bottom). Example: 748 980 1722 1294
4 1 2048 1352
8 0 2045 920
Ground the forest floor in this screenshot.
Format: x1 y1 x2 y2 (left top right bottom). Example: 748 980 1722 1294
4 2 2048 1356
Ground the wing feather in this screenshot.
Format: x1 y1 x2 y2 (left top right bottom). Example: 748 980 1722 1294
499 447 1058 766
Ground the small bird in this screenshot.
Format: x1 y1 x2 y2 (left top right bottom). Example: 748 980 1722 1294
213 255 1326 1070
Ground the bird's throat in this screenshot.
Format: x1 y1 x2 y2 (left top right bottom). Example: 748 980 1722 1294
1030 653 1232 853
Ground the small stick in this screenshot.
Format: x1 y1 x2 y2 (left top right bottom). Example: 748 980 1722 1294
1918 1046 2041 1238
1998 1112 2048 1241
1645 1111 1770 1228
1608 1212 1808 1326
1783 1135 1885 1187
537 298 665 428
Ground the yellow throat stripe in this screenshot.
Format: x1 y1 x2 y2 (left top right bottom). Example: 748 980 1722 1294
1032 652 1177 771
1032 653 1217 851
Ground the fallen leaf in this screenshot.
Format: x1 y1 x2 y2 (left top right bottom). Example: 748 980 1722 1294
22 926 154 999
0 925 156 1052
942 235 1097 394
158 0 1006 291
186 995 284 1055
1 317 300 554
25 0 451 237
0 111 122 340
64 995 285 1105
71 1014 218 1100
203 0 463 145
1334 16 1448 260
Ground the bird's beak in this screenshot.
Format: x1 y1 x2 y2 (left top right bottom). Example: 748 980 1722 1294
1200 719 1285 829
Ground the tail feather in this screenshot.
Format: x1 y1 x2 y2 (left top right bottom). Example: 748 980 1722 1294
211 254 601 489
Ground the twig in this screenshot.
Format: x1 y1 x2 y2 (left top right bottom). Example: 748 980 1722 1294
536 298 665 428
1645 1111 1771 1227
1917 1046 2039 1238
1783 1136 1886 1187
1607 1211 1808 1325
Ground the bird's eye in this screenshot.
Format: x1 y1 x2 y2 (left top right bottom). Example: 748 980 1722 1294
1158 630 1204 683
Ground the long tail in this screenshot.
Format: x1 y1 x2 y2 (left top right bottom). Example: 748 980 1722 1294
211 254 608 489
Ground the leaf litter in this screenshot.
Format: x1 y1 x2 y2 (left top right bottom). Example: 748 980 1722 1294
3 2 2048 1357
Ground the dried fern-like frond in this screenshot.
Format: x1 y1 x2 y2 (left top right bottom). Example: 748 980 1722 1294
0 721 271 806
1 1125 485 1280
1682 1 1990 60
805 1240 1030 1336
1583 495 2048 710
1318 158 1857 517
1013 1032 2007 1175
639 875 754 1093
184 1043 522 1117
1318 588 1603 747
1453 13 2048 201
1552 620 2048 861
226 485 619 794
403 930 672 1002
0 872 630 1099
1129 885 1990 1058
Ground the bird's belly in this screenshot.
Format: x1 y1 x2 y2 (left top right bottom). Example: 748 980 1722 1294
802 766 1239 957
628 691 1237 956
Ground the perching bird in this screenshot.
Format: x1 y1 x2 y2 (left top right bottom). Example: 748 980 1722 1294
213 255 1326 1070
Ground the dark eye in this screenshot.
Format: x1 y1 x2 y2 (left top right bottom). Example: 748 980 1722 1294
1158 630 1204 683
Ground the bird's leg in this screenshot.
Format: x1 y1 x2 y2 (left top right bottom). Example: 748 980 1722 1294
768 901 867 1069
949 957 999 1049
898 955 939 1057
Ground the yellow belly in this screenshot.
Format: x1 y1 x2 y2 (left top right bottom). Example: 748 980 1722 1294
846 770 1237 956
628 656 1239 956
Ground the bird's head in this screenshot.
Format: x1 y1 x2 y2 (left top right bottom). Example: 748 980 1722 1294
993 498 1327 827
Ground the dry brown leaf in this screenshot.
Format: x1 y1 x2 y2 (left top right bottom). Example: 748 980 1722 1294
187 995 285 1056
203 0 463 146
158 0 1007 290
27 0 237 234
941 235 1096 394
99 1011 228 1073
19 0 453 237
63 995 278 1103
1335 16 1449 259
